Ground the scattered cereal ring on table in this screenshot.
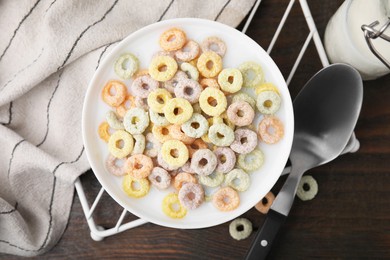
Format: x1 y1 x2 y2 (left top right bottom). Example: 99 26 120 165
181 113 209 138
208 123 235 147
256 90 281 115
144 132 161 158
257 116 284 144
238 61 264 88
186 138 208 158
163 97 193 124
123 107 149 135
147 88 172 113
255 191 275 214
190 149 218 176
217 68 243 94
198 171 224 187
161 139 189 168
149 111 170 126
198 87 227 117
224 169 251 192
173 172 198 190
178 183 205 210
214 147 236 174
180 62 199 81
297 175 318 201
197 51 223 78
105 154 126 176
149 55 178 82
174 78 202 104
237 149 264 172
122 175 150 198
124 154 153 179
106 110 124 130
116 94 135 118
114 53 139 79
232 92 256 110
131 134 146 155
175 40 200 61
159 28 187 51
168 124 196 145
201 36 227 57
227 101 255 127
101 80 127 107
98 121 111 142
212 187 240 211
148 167 171 190
131 75 159 98
152 125 173 143
108 130 134 159
164 70 188 93
162 193 187 219
229 218 253 241
230 128 258 154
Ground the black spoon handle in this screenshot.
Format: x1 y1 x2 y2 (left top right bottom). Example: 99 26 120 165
245 209 286 260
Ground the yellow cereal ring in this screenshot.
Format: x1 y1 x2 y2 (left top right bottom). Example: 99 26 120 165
108 130 134 159
255 82 280 95
149 55 178 82
162 193 187 218
159 28 187 51
198 87 227 117
217 68 243 93
197 51 222 78
161 140 189 168
163 98 193 124
122 175 150 198
98 121 111 142
147 88 172 113
101 80 127 107
152 125 173 143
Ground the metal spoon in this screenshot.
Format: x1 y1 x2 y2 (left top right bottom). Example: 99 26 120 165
245 63 363 259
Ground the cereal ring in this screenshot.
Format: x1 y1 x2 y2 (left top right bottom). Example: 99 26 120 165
132 68 149 80
198 87 227 117
227 101 255 127
114 53 139 79
200 78 220 89
230 128 258 154
157 152 180 171
197 51 223 78
237 149 264 172
229 218 253 241
105 154 126 176
164 70 188 93
181 113 209 138
178 183 205 210
161 140 189 168
180 62 199 81
149 55 178 82
159 28 187 51
201 117 223 143
162 193 187 219
201 36 227 57
108 130 134 159
181 160 196 174
116 94 135 117
147 88 172 113
106 111 124 130
190 149 217 176
297 175 318 201
168 124 195 145
149 111 170 126
152 125 173 143
174 78 202 104
134 96 149 110
173 172 198 190
232 93 256 111
163 98 193 124
131 75 159 99
214 147 236 174
101 80 127 107
175 40 200 61
131 134 146 155
123 107 149 135
198 171 224 187
144 132 161 157
256 90 281 115
220 112 235 130
257 116 284 144
217 68 243 93
238 61 264 88
212 187 240 211
122 175 150 198
124 154 153 179
98 121 111 142
186 139 208 158
208 123 235 147
148 167 171 190
225 169 251 192
255 82 280 95
255 191 275 214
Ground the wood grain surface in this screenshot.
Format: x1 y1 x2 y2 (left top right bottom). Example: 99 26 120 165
2 0 390 259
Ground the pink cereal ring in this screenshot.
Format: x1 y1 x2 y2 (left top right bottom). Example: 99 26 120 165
174 78 202 104
257 116 284 144
201 36 227 57
214 147 236 174
131 75 159 98
148 166 172 190
164 70 188 94
227 101 255 127
124 154 153 179
190 149 218 176
105 154 126 176
175 40 200 62
178 183 205 210
230 128 258 154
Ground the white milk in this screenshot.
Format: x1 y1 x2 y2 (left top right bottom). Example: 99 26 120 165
324 0 390 80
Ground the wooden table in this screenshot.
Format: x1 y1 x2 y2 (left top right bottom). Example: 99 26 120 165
3 0 390 259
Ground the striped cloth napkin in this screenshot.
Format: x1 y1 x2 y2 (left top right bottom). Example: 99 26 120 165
0 0 255 256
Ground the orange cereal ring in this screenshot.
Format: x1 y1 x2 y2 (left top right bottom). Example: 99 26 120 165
257 116 284 144
186 138 208 158
116 94 135 118
173 172 198 191
149 55 178 82
124 154 153 179
197 51 223 78
98 121 111 142
212 187 240 212
159 28 187 51
200 78 220 89
169 124 195 144
101 80 127 107
255 191 275 214
152 125 173 143
161 140 189 168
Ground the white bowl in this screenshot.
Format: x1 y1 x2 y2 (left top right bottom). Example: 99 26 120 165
82 18 294 229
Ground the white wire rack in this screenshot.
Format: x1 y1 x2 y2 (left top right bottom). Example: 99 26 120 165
75 0 360 241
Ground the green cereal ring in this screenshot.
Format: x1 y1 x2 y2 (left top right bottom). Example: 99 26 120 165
224 169 250 192
114 53 139 79
256 90 281 115
150 111 170 126
163 98 193 124
180 62 199 81
238 61 264 88
108 130 134 159
208 123 235 147
238 149 264 172
232 92 256 109
297 175 318 201
147 88 172 113
131 134 146 155
229 218 253 241
217 68 243 93
198 171 224 187
106 110 124 130
181 113 209 138
123 107 149 135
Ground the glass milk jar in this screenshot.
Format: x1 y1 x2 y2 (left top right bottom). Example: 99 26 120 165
324 0 390 80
